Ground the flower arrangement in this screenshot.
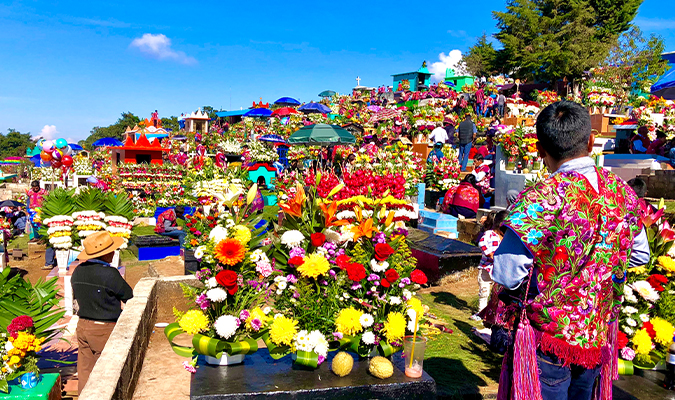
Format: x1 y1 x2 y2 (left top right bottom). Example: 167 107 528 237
496 125 537 162
1 316 45 393
424 156 461 192
72 155 93 175
104 216 132 249
73 211 106 238
246 140 278 163
536 90 560 108
220 140 242 155
43 215 74 249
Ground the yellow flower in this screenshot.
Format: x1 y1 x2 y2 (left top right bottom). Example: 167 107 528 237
232 225 251 245
298 253 330 279
651 318 675 346
632 328 653 355
382 312 406 344
245 307 269 330
658 256 675 276
179 310 210 335
335 308 364 336
407 297 424 321
269 316 298 346
627 266 647 275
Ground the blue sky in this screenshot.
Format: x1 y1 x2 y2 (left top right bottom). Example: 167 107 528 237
0 0 673 142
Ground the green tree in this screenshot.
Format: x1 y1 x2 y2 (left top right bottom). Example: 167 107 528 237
161 116 180 132
84 112 140 147
600 26 669 96
201 106 219 120
462 34 498 77
493 0 644 83
0 129 35 158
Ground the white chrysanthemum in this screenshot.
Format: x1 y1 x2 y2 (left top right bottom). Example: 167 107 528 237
407 319 417 333
296 330 309 344
209 226 228 244
263 307 271 315
277 281 287 290
194 246 205 259
5 341 14 351
402 289 412 299
360 313 374 328
207 277 218 288
206 288 228 302
370 259 389 273
626 318 637 327
362 331 376 345
623 326 634 335
639 314 650 322
214 315 240 340
630 281 660 303
324 229 341 243
389 296 402 305
623 285 639 303
622 306 638 315
281 230 305 248
274 313 284 319
309 330 329 357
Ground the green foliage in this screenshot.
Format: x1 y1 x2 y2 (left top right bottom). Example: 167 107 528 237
74 187 106 212
0 268 65 343
462 34 499 77
161 116 180 132
103 192 134 220
40 187 76 220
656 282 675 325
0 129 35 159
84 112 140 148
492 0 643 83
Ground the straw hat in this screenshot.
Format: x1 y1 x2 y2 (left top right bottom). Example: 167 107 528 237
399 137 412 145
77 231 125 261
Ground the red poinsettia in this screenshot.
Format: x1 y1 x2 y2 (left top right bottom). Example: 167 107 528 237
647 274 668 292
374 243 395 261
346 263 366 282
410 269 428 285
310 232 326 247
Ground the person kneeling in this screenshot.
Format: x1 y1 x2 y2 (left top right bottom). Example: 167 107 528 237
444 174 480 219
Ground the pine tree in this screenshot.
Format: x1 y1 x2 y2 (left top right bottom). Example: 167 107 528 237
462 34 499 77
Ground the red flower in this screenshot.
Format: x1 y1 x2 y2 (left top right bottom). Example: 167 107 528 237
385 269 399 283
617 331 629 350
374 243 395 261
7 315 34 338
311 232 326 247
647 274 668 292
215 270 239 295
410 269 428 285
207 216 215 221
381 278 391 288
552 247 568 264
289 256 305 266
346 263 366 282
335 255 351 270
542 267 556 282
643 321 656 339
190 227 197 233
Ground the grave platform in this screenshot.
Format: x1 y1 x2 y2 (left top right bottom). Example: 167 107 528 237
407 228 481 284
133 235 180 261
190 351 435 400
613 370 675 400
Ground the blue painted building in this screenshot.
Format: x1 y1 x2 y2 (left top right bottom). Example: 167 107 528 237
392 62 432 92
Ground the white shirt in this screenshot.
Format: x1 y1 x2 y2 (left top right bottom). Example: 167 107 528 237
429 127 448 144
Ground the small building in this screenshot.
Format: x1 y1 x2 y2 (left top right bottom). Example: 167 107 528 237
444 68 475 92
110 133 169 173
392 62 432 92
184 109 210 133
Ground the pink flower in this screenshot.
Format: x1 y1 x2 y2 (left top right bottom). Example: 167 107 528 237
182 361 197 373
256 260 273 277
620 347 635 361
250 318 262 331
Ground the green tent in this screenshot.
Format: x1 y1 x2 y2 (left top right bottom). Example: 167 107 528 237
287 124 356 145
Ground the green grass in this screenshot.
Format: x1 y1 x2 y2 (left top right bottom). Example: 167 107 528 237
7 234 30 252
660 200 675 214
419 291 501 399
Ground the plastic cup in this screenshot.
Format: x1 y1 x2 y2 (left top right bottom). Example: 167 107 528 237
403 335 426 378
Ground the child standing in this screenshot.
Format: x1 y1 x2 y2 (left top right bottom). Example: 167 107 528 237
471 210 508 321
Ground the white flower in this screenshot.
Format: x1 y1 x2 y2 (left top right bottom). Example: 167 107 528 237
623 285 638 303
274 313 283 319
623 326 634 336
389 296 402 305
370 259 389 273
630 281 660 303
360 313 374 328
274 276 288 283
626 318 637 327
281 230 305 248
214 315 240 340
5 341 14 351
407 308 417 321
370 286 378 293
402 289 412 299
639 314 650 322
207 277 218 288
206 288 228 302
407 319 417 333
342 292 350 300
209 226 228 244
622 306 638 315
194 246 205 259
277 281 287 290
263 307 272 315
362 331 376 345
324 229 341 243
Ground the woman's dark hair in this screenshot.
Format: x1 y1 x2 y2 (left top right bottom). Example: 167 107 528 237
256 176 268 190
536 100 591 161
347 153 356 162
463 174 477 186
175 205 185 218
31 180 39 187
492 210 509 231
627 177 647 198
474 154 484 163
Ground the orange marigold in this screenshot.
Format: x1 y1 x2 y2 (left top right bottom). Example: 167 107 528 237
214 238 246 266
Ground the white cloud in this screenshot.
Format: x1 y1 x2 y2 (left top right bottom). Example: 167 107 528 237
37 125 59 140
429 50 466 82
130 33 197 65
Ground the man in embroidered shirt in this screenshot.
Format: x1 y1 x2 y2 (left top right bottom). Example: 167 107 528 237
492 101 650 400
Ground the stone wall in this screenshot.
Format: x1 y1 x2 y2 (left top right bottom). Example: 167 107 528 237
640 170 675 200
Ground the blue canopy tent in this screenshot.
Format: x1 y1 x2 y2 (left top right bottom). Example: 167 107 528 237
298 102 331 114
68 143 84 151
216 110 249 118
651 67 675 100
92 137 123 147
274 97 301 106
244 108 273 117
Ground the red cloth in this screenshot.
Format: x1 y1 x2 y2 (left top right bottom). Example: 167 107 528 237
647 138 666 156
450 182 480 212
154 208 176 234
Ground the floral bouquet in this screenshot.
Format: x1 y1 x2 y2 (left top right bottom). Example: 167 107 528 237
1 316 45 393
104 216 132 249
43 215 74 249
72 211 106 238
247 140 279 164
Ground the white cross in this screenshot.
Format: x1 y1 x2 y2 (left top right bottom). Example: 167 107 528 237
356 76 361 86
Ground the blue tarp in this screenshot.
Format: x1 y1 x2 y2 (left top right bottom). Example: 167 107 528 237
651 67 675 100
216 110 249 117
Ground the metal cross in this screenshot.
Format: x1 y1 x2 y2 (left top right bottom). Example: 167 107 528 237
356 76 361 86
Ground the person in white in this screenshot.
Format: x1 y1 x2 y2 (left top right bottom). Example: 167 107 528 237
429 125 449 145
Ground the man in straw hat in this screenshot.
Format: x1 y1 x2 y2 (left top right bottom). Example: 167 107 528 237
72 231 133 394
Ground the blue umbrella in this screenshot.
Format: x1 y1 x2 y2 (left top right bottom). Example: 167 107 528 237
258 134 286 144
244 108 273 117
298 102 331 114
29 154 41 166
274 97 301 106
68 143 83 151
92 137 123 147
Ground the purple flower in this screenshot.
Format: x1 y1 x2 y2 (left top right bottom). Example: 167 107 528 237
401 277 411 285
182 361 196 373
250 318 262 331
286 274 298 284
351 283 362 290
321 280 328 286
372 232 386 244
248 280 260 288
317 355 326 365
293 291 300 299
239 310 250 321
195 230 202 236
196 294 210 310
393 228 409 237
329 270 336 277
368 274 379 282
289 247 306 258
621 347 635 361
333 332 344 340
399 282 405 288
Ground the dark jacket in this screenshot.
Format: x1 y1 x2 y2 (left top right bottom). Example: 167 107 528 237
72 260 133 322
458 120 475 145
